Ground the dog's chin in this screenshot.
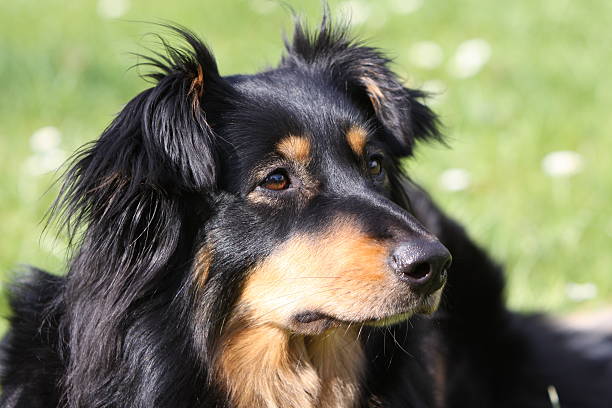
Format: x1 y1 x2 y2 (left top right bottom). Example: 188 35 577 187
364 288 443 327
288 289 444 336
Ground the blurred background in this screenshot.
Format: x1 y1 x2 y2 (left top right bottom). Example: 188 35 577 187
1 0 611 333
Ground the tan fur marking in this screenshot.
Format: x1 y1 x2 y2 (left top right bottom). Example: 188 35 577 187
306 330 365 408
193 245 212 290
361 76 384 111
216 322 319 408
346 126 368 156
276 135 311 164
240 219 397 325
216 318 364 408
189 64 205 109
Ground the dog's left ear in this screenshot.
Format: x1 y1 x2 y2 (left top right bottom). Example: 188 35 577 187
283 18 441 156
350 66 441 157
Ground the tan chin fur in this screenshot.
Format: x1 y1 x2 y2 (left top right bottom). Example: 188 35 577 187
215 316 364 408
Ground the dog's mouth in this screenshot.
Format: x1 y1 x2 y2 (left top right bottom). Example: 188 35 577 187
289 289 443 336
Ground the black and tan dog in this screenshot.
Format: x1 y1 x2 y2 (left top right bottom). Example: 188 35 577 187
1 16 611 408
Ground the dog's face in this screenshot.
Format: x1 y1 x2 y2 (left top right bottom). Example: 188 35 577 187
60 24 451 345
194 34 451 336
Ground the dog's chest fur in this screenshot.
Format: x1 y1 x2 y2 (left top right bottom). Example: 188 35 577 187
216 323 365 408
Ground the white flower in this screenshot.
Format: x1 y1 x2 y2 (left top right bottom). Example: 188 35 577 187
541 151 584 177
389 0 423 14
409 41 444 70
249 0 278 15
565 282 597 302
439 168 471 192
25 149 66 176
30 126 61 153
420 80 447 104
449 39 491 78
337 1 372 25
97 0 130 19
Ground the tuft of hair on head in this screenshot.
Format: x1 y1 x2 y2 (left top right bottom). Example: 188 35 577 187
282 9 443 157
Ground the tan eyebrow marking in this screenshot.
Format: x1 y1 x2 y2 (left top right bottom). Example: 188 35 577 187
346 126 368 156
276 135 311 163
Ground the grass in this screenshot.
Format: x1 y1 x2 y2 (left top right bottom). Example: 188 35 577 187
1 0 611 335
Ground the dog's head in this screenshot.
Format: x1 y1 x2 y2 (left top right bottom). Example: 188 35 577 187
58 21 450 358
204 21 450 335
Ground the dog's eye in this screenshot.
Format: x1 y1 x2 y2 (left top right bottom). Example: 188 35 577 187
261 170 290 191
368 156 383 177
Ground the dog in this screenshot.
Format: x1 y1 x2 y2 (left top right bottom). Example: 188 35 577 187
1 15 611 408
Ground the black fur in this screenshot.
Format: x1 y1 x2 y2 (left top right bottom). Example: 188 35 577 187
2 17 611 408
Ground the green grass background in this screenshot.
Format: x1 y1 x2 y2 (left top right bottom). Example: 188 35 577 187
1 0 611 334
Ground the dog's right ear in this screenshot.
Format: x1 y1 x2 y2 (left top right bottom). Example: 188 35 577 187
94 27 229 193
55 27 233 234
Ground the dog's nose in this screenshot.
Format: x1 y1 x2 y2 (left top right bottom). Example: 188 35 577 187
389 240 451 294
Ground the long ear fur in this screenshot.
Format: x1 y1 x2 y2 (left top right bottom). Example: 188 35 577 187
282 15 442 156
50 26 230 407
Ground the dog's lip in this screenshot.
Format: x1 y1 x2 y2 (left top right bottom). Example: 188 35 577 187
290 310 413 334
292 308 415 328
292 290 443 331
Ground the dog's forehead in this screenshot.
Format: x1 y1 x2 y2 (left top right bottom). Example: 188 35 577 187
216 70 375 192
224 69 368 149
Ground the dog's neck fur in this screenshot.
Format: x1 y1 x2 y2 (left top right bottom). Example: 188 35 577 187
215 321 365 408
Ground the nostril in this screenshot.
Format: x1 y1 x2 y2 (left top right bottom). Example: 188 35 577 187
406 262 431 281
